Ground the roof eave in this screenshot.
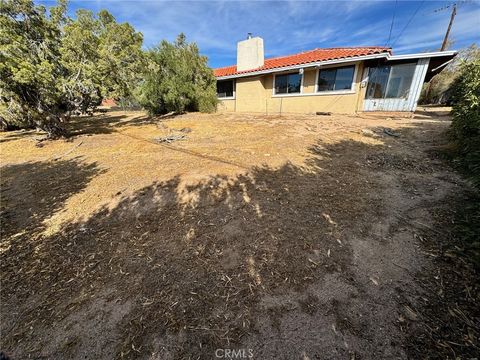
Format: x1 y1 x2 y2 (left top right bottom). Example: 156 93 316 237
388 50 457 61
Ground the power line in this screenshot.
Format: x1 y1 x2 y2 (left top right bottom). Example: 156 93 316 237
391 0 426 47
386 0 398 46
433 3 455 13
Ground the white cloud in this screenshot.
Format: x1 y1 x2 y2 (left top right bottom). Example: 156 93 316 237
38 0 480 66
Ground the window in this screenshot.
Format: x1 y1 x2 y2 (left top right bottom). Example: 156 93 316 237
217 80 234 98
274 72 302 94
385 63 416 98
366 62 416 99
366 65 390 99
317 65 355 92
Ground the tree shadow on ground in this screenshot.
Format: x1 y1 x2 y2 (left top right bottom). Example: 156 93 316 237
0 157 104 238
68 112 155 136
0 138 386 359
0 129 37 144
0 158 105 358
2 120 477 359
0 112 153 141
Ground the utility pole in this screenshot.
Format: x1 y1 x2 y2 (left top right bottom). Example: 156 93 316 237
441 3 457 51
425 3 457 104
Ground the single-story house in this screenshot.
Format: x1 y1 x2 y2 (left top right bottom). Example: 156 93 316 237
213 35 456 113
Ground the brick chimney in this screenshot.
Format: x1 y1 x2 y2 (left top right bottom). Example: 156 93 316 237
236 34 264 72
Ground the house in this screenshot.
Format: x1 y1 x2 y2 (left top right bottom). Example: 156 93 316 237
213 35 456 113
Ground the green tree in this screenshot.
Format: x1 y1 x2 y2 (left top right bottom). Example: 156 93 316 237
450 57 480 185
449 58 480 269
0 0 144 137
97 10 144 105
59 8 144 114
60 9 102 115
0 0 70 136
137 33 217 115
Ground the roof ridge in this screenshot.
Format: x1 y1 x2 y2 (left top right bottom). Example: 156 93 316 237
214 46 390 71
319 46 391 50
264 46 389 61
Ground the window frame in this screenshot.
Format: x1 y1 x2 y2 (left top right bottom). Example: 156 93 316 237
216 79 236 100
315 64 358 94
272 71 304 97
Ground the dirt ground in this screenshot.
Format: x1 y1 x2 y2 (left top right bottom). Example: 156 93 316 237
1 109 478 359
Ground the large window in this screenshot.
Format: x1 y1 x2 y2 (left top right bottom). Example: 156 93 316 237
366 62 416 99
217 80 234 98
274 72 302 94
366 65 390 98
317 65 355 92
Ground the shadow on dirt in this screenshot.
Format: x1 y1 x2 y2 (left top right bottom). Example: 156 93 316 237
1 119 478 359
0 158 104 238
68 112 155 136
0 112 154 141
0 129 37 144
0 139 384 359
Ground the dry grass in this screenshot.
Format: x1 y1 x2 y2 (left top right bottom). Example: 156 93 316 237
1 109 478 359
0 110 399 236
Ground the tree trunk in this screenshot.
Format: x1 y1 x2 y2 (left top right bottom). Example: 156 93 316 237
36 118 68 139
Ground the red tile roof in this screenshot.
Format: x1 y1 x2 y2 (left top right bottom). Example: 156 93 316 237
214 47 391 77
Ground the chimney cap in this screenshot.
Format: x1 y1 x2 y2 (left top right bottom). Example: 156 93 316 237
247 32 252 39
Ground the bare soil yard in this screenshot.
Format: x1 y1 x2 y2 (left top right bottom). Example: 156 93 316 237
1 109 478 359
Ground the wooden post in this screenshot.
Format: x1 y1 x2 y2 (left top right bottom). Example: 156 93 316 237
425 4 457 104
441 4 457 51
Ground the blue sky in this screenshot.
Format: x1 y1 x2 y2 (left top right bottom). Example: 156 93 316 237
37 0 480 68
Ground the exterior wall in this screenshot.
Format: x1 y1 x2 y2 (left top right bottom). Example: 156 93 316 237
236 76 269 112
216 62 366 114
217 99 236 112
301 68 317 93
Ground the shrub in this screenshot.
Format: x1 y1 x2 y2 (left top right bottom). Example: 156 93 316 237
449 58 480 270
450 58 480 187
136 34 217 115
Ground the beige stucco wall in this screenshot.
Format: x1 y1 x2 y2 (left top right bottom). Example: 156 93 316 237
217 99 236 112
217 62 366 114
301 68 317 94
233 76 268 112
